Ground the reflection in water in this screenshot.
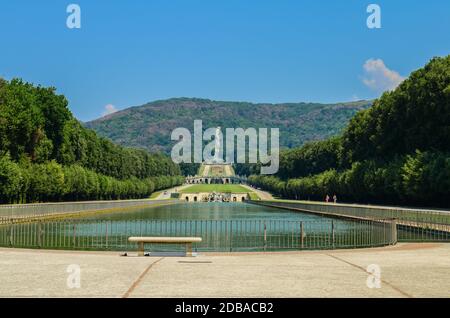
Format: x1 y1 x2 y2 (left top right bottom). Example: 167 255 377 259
62 203 363 251
0 203 405 252
78 202 329 222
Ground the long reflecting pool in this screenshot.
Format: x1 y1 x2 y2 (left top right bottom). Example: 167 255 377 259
79 202 329 222
0 202 399 252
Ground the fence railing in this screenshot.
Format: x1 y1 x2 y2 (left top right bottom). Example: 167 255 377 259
0 199 174 224
396 220 450 242
250 200 450 225
249 200 450 242
0 218 397 252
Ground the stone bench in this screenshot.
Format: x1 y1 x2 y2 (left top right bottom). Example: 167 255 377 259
128 237 202 257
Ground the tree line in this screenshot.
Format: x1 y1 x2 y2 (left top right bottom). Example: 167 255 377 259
0 78 183 204
248 56 450 208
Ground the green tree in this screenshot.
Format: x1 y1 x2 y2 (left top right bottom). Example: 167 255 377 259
0 154 22 203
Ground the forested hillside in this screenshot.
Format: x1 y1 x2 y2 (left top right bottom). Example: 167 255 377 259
85 98 371 154
249 56 450 208
0 79 183 204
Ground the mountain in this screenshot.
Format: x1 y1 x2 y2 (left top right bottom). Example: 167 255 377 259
85 98 372 153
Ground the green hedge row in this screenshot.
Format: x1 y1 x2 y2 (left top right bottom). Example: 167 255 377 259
249 151 450 207
0 154 184 204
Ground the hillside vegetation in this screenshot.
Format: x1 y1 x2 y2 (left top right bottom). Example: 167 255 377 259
85 98 371 154
0 79 183 204
249 56 450 208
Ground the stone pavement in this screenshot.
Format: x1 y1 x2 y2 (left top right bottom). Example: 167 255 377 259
0 243 449 298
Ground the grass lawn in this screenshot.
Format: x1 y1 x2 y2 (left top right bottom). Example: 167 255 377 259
180 184 251 193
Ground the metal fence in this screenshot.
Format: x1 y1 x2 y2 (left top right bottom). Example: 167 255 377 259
250 200 450 225
396 220 450 242
0 218 397 252
0 199 173 224
249 201 450 242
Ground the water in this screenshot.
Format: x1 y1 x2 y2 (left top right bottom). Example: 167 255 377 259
0 202 398 252
77 202 329 222
1 202 444 251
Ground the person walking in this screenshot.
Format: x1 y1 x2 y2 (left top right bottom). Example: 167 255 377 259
333 194 337 204
325 194 330 203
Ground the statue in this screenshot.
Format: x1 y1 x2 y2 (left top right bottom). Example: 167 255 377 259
213 126 223 163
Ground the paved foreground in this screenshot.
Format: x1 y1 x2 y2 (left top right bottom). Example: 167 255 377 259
0 243 449 297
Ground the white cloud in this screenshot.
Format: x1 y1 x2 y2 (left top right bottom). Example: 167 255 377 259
102 104 118 116
362 59 405 92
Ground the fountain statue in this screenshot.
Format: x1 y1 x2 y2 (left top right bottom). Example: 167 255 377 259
213 126 223 164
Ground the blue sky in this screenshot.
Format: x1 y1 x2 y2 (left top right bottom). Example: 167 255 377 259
0 0 449 121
